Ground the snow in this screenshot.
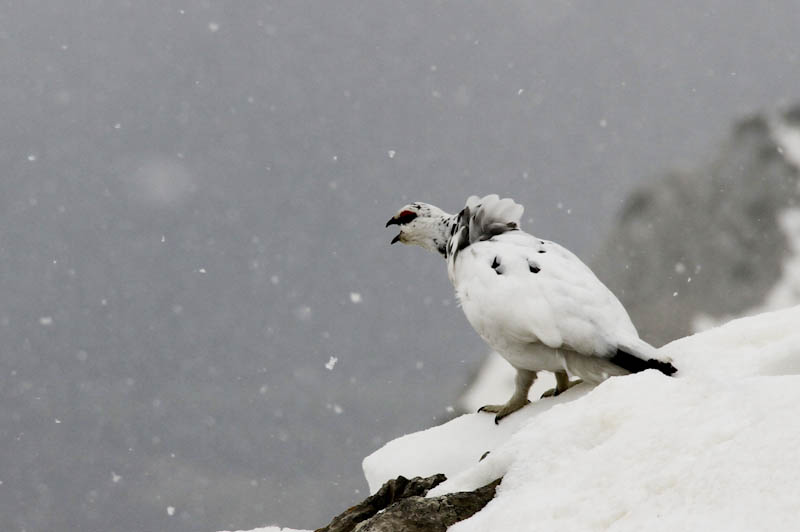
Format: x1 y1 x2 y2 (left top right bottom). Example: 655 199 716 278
364 306 800 531
219 528 309 532
775 122 800 168
754 208 800 311
230 307 800 532
364 382 592 493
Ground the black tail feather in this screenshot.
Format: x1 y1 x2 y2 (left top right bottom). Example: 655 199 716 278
609 349 677 376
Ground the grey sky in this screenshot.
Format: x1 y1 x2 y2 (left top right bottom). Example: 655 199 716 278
1 2 799 531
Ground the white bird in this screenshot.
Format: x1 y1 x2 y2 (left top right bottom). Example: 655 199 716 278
387 194 676 423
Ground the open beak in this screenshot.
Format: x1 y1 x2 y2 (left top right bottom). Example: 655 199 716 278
387 215 402 244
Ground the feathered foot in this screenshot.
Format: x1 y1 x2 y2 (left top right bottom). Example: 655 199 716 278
541 371 582 399
478 398 531 424
477 368 536 424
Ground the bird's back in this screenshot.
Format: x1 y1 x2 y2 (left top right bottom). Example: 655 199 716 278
452 229 643 360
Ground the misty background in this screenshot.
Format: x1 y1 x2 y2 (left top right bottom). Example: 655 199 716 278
2 2 800 531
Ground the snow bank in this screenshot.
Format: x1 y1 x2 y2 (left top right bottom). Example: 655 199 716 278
219 527 309 532
363 379 591 493
363 306 800 531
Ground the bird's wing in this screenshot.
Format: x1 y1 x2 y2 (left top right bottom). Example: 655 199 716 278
453 230 646 359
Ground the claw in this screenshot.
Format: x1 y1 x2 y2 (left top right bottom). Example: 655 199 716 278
477 400 529 424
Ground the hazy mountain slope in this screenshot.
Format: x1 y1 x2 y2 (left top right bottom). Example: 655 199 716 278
592 107 800 345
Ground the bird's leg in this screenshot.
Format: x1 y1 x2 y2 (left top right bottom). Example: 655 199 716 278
540 371 583 399
478 368 536 424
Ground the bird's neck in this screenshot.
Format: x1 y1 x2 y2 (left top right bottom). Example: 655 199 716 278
421 213 458 258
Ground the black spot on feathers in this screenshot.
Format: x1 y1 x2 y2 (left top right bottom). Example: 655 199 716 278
491 256 503 275
528 262 540 274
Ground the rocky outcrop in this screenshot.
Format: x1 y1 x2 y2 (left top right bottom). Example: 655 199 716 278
592 106 800 345
315 474 500 532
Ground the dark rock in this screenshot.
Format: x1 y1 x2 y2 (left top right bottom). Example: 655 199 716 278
316 474 500 532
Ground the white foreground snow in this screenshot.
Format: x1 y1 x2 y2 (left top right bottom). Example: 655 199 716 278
232 306 800 532
363 306 800 531
219 527 309 532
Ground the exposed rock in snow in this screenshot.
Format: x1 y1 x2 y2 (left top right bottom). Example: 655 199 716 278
317 474 446 532
362 306 800 531
228 474 497 532
353 478 499 532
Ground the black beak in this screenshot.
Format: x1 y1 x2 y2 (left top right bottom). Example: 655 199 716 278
391 233 402 244
386 216 400 227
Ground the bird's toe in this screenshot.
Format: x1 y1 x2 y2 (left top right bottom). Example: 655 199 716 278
478 400 529 424
540 387 558 399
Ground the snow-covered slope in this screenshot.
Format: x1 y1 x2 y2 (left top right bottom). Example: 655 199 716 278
362 306 800 531
219 526 309 532
230 307 800 532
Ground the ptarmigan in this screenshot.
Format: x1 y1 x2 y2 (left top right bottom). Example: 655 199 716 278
387 194 676 423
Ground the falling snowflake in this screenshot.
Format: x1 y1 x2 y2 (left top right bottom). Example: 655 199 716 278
349 292 362 303
294 306 311 321
325 356 338 370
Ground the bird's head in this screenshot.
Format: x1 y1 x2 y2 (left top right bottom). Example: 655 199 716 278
386 202 454 256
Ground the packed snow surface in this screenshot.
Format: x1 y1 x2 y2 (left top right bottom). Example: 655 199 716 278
219 527 309 532
231 307 800 532
363 306 800 531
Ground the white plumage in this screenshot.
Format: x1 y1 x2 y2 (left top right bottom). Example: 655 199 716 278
387 194 676 422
